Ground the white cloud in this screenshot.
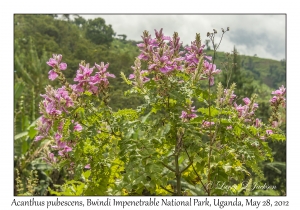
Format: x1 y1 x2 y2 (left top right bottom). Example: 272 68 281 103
81 14 285 61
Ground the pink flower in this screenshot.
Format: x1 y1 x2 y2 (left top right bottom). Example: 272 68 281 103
74 123 83 132
136 43 145 48
36 116 53 136
243 97 251 105
85 164 91 169
180 111 188 119
59 63 67 70
272 85 286 96
55 54 62 63
266 130 273 135
282 99 286 108
270 96 278 105
203 60 221 86
57 145 73 156
143 77 150 83
202 121 215 128
138 53 149 60
160 65 174 73
209 77 214 86
129 74 135 79
222 89 236 104
272 121 279 128
154 28 164 39
226 126 232 130
163 36 171 41
255 118 261 128
270 86 286 109
148 64 157 70
205 56 212 61
48 70 58 80
46 58 57 67
180 103 197 121
45 102 62 115
64 146 72 152
56 140 66 149
49 153 57 163
46 54 67 80
55 133 62 141
253 103 259 110
95 62 109 73
106 73 116 78
34 135 44 141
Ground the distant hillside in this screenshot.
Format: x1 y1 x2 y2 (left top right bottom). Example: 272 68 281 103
14 14 286 117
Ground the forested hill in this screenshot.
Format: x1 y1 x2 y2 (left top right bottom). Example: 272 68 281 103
14 14 286 121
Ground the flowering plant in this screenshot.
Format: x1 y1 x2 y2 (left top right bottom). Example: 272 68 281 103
35 28 286 196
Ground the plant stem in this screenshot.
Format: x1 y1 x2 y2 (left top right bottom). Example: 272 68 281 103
184 147 209 194
175 129 184 195
206 30 226 196
207 79 212 196
175 153 181 195
207 33 217 196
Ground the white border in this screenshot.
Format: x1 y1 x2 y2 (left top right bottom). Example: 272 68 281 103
2 0 298 209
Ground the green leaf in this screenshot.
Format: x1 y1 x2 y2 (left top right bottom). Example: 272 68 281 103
126 128 134 138
198 107 219 117
244 178 252 196
48 187 61 196
178 155 185 165
84 91 92 96
189 116 205 124
14 131 28 140
28 126 38 139
162 123 171 135
14 82 25 108
33 163 52 171
120 71 132 85
220 118 232 126
231 183 243 195
270 134 286 141
236 124 258 140
141 112 151 123
21 139 29 154
83 170 91 179
75 183 85 195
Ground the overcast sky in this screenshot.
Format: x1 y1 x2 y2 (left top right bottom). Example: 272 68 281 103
80 14 286 61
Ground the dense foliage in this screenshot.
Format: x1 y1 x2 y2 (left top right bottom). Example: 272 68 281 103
14 15 286 196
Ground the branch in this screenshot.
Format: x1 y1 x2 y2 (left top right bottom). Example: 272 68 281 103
161 162 176 172
180 161 193 173
216 31 226 51
184 147 209 194
160 185 175 195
